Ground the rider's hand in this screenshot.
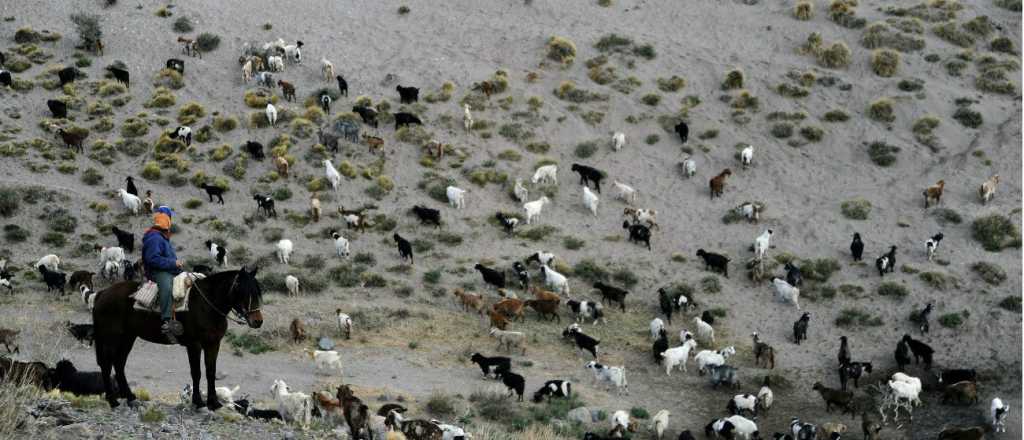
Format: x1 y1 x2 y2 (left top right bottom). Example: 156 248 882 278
175 260 184 269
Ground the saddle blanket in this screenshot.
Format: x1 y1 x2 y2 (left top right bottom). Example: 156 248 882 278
131 272 205 313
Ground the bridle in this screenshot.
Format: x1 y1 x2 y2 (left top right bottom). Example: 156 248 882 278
190 271 261 325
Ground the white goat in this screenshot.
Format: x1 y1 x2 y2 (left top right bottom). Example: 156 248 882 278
36 254 61 272
651 409 670 439
887 379 921 407
332 232 350 257
682 157 696 178
283 41 303 64
661 339 697 375
530 251 555 266
754 229 773 261
649 317 665 340
613 181 638 204
523 196 551 225
266 103 277 126
489 327 527 355
513 178 529 203
757 381 774 412
584 361 628 395
271 379 313 428
285 275 300 296
323 159 341 190
979 174 1000 204
693 316 715 346
738 202 763 223
119 189 141 214
891 372 922 405
320 58 334 82
306 349 344 375
729 394 757 416
276 239 294 265
724 415 758 440
268 55 284 72
336 310 353 339
611 410 635 432
741 145 754 169
771 278 801 310
582 186 599 216
694 346 736 374
541 264 569 295
215 385 240 407
531 165 557 184
463 104 473 131
991 397 1008 432
678 329 694 344
612 132 625 151
446 186 467 209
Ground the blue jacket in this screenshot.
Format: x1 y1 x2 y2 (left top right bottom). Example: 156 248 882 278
142 229 181 279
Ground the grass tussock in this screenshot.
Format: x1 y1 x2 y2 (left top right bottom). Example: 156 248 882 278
871 49 901 77
868 141 900 166
721 68 744 90
877 282 909 299
817 41 852 68
794 1 815 20
971 214 1020 252
836 308 883 327
867 98 895 123
547 36 577 65
841 198 872 219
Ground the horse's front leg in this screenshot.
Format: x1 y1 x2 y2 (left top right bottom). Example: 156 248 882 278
187 344 205 408
204 342 222 411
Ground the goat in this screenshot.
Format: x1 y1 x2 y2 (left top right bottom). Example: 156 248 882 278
470 353 510 379
531 165 557 184
206 240 228 266
584 361 628 395
838 361 872 390
649 317 665 340
363 134 384 155
911 303 934 334
784 262 802 287
396 85 419 103
757 376 774 413
991 397 1008 433
623 207 659 229
582 186 599 216
274 155 290 179
497 371 525 401
462 104 474 131
0 328 20 353
178 36 199 57
564 324 601 358
657 286 693 325
394 233 413 264
694 346 736 374
320 93 332 113
335 75 348 96
412 205 442 228
708 365 742 390
740 145 754 169
111 226 135 253
793 312 810 344
661 339 697 374
245 140 265 160
813 382 855 414
979 174 999 204
680 157 697 179
310 194 321 222
623 221 652 250
118 188 142 213
452 288 485 315
277 80 296 101
820 423 847 440
38 264 67 294
0 269 14 294
512 178 529 203
751 332 775 369
541 264 569 295
942 381 979 405
233 398 283 421
754 229 773 261
106 66 130 88
771 278 800 309
571 164 604 193
353 105 379 127
652 328 669 363
923 180 945 208
253 194 277 217
696 249 729 277
728 394 757 417
850 233 864 261
894 339 911 371
266 55 284 71
674 121 689 143
56 128 85 152
289 317 306 342
54 359 109 396
838 335 851 366
306 349 344 375
611 132 625 151
271 379 313 428
446 186 467 209
790 418 817 440
276 239 293 265
489 328 526 355
533 380 571 403
394 112 422 129
938 369 978 385
330 231 350 258
285 275 300 296
902 334 934 369
736 202 763 223
523 197 552 225
57 67 80 87
265 103 277 126
593 282 628 312
320 58 335 82
925 233 943 262
0 70 11 89
709 169 732 198
693 316 715 346
200 183 225 204
169 125 192 147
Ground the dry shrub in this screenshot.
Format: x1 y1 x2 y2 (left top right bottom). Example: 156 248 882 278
990 37 1015 54
871 49 901 76
867 98 895 123
721 68 744 90
177 102 206 125
794 1 815 20
144 87 176 108
547 36 577 65
861 22 926 52
933 20 974 47
817 42 852 68
153 68 185 89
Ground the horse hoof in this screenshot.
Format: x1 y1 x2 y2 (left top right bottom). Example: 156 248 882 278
207 402 222 412
127 399 143 409
107 399 120 409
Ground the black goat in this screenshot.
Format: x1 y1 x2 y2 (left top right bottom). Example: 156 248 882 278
838 336 851 366
111 226 135 253
495 212 518 236
394 112 422 129
54 359 111 396
352 105 378 128
902 334 934 369
793 312 810 344
813 382 855 414
570 163 604 193
701 310 715 326
469 353 510 378
838 361 872 390
911 303 934 334
106 66 129 87
562 325 599 358
38 265 66 294
674 121 689 144
532 380 571 403
593 282 628 312
253 194 277 217
65 321 94 346
245 141 265 161
850 233 864 261
394 233 413 264
57 67 80 87
336 75 348 96
894 339 911 371
192 264 213 276
937 369 977 386
200 183 225 204
652 328 669 363
696 249 730 277
498 371 525 401
122 260 141 281
125 176 139 196
784 262 803 287
623 221 651 250
166 58 184 74
233 399 284 421
396 85 419 103
474 263 505 289
47 99 68 119
0 70 11 89
411 205 441 228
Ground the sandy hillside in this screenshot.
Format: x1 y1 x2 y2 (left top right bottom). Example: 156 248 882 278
0 0 1021 438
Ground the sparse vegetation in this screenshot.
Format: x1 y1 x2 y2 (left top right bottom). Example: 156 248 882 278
999 296 1022 313
794 1 814 20
817 41 852 68
656 76 686 92
196 33 221 52
836 308 883 327
970 261 1006 285
173 16 194 33
867 98 895 123
868 141 900 166
823 109 850 122
972 214 1020 252
841 198 872 220
721 69 744 90
871 49 901 76
952 106 983 128
69 14 102 52
877 282 909 299
938 312 967 328
547 36 577 65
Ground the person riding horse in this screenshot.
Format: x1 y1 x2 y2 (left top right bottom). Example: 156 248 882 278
141 206 184 342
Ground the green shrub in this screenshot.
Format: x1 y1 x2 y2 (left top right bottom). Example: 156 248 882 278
141 161 161 180
140 406 165 424
144 87 176 108
173 16 194 33
799 126 825 142
970 261 1006 285
547 36 577 64
721 69 744 90
0 189 19 218
823 109 850 122
835 308 883 327
196 33 220 52
841 198 871 220
868 141 900 166
971 214 1019 251
770 123 794 138
641 93 662 106
931 208 962 225
44 207 77 233
998 296 1021 313
178 102 206 125
573 259 610 283
656 76 686 92
40 231 66 247
701 276 722 294
520 225 558 241
563 236 585 250
871 49 901 77
776 83 809 98
938 312 966 328
574 141 599 158
645 134 660 145
933 21 974 47
990 37 1015 54
80 167 103 185
952 106 982 128
877 282 909 299
867 98 895 123
919 271 955 290
817 42 852 68
398 5 411 14
425 392 456 417
225 331 274 354
794 1 814 20
595 33 633 52
3 224 30 242
69 14 102 51
802 258 841 282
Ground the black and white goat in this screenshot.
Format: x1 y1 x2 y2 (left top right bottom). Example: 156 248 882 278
875 245 897 276
925 233 943 262
911 303 934 334
253 194 277 217
496 212 519 236
566 300 605 325
563 323 600 358
206 240 228 266
169 126 192 146
512 261 529 288
532 380 571 402
469 353 510 379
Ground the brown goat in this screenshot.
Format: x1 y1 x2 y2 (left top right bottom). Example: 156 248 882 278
813 382 855 414
452 288 485 314
710 169 732 199
69 270 94 291
424 140 445 159
530 285 560 302
56 128 86 153
476 80 495 98
337 385 371 440
0 327 20 353
751 333 775 369
860 412 881 440
524 299 560 322
289 318 306 343
487 309 509 330
938 426 989 440
277 80 296 101
313 390 345 422
273 155 289 178
363 134 385 155
942 381 979 405
177 36 200 58
923 180 945 208
310 193 321 222
493 298 526 322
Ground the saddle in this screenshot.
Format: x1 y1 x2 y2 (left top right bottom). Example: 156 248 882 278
131 272 205 313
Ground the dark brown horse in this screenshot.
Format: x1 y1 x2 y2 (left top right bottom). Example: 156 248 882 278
92 267 264 410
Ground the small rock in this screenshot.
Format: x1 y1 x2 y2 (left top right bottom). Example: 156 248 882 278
566 406 592 424
318 337 335 350
57 422 93 438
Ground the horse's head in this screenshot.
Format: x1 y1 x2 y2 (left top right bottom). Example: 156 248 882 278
231 266 264 328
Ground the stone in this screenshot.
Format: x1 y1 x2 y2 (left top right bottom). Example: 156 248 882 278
566 406 592 424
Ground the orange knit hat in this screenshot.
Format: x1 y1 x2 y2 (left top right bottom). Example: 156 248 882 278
153 212 172 231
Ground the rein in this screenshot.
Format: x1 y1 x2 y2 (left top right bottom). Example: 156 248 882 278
189 272 259 325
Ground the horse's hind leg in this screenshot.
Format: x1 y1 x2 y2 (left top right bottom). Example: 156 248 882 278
113 337 137 404
95 342 119 408
187 344 205 408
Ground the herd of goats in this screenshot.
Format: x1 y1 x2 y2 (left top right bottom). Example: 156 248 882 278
0 16 1015 440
